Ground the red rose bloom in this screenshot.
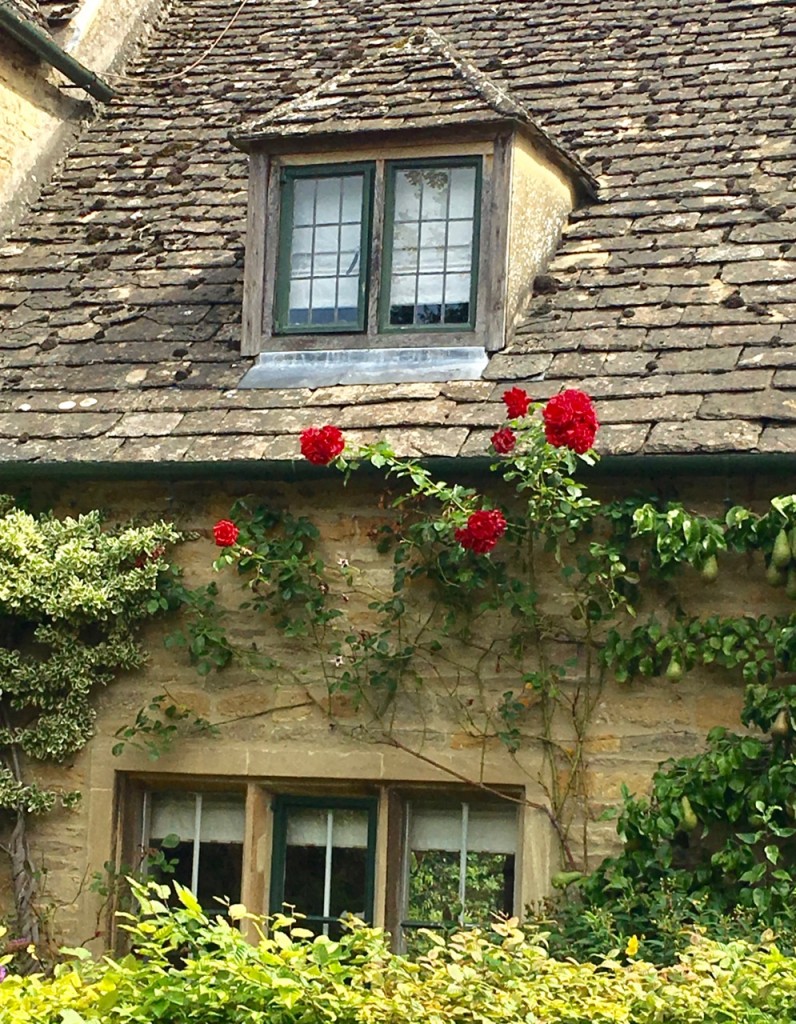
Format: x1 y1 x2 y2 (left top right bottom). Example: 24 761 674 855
542 389 598 454
455 509 507 555
502 387 531 419
300 425 345 465
491 427 517 454
213 519 239 547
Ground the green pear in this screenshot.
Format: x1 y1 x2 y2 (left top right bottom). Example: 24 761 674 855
666 656 683 681
772 529 792 569
680 796 699 832
767 560 787 587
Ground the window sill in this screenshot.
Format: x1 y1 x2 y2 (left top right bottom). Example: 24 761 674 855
238 345 489 388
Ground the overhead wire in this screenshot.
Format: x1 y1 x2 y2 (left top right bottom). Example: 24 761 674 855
103 0 250 85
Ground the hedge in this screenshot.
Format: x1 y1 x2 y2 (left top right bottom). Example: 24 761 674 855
1 883 795 1023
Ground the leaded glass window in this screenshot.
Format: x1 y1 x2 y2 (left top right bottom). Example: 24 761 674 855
273 157 481 337
382 160 480 330
276 165 372 332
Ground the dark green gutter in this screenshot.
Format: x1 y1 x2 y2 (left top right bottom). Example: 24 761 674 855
0 3 116 102
0 452 794 483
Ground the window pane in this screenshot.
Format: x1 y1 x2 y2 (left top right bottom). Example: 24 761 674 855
465 851 515 922
314 224 339 254
448 219 474 248
282 170 366 331
289 278 310 325
340 223 360 253
315 176 342 222
280 804 372 929
337 274 359 313
342 176 363 221
311 277 336 324
420 168 450 220
148 792 245 910
291 226 313 255
402 801 516 935
445 273 471 303
407 849 460 923
449 166 477 218
446 246 472 273
293 179 315 226
291 252 311 276
386 162 478 329
394 170 422 221
390 275 415 305
417 274 444 304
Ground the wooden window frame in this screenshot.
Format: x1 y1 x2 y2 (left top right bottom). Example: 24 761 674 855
241 134 512 357
379 156 483 336
396 797 518 950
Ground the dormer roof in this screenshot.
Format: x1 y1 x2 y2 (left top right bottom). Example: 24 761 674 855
233 27 597 199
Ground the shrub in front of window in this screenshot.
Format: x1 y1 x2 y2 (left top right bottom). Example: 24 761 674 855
2 883 796 1024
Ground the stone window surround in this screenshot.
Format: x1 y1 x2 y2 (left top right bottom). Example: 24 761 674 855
240 130 514 359
118 774 525 949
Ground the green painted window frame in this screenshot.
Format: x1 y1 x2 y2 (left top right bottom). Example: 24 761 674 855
274 163 374 335
379 156 482 335
269 794 378 929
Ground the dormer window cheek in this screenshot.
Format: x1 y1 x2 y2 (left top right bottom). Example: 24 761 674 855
274 157 482 338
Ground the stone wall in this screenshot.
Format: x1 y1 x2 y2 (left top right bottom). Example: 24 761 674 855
0 0 162 231
2 466 788 947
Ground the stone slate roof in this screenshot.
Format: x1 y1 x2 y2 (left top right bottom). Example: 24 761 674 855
0 0 794 467
2 0 48 28
2 0 80 28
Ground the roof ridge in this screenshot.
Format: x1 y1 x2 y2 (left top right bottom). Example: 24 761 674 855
415 26 529 121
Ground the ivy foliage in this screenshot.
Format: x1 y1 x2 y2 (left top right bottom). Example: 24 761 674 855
0 499 180 814
4 882 796 1023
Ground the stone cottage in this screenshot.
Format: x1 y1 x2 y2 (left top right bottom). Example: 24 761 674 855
0 0 794 949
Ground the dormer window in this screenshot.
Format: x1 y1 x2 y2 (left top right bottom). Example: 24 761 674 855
231 28 596 387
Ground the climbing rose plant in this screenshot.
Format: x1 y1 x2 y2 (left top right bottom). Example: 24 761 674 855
299 424 345 465
297 387 597 556
184 381 796 965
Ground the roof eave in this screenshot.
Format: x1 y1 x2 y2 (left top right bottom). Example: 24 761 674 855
0 4 116 102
